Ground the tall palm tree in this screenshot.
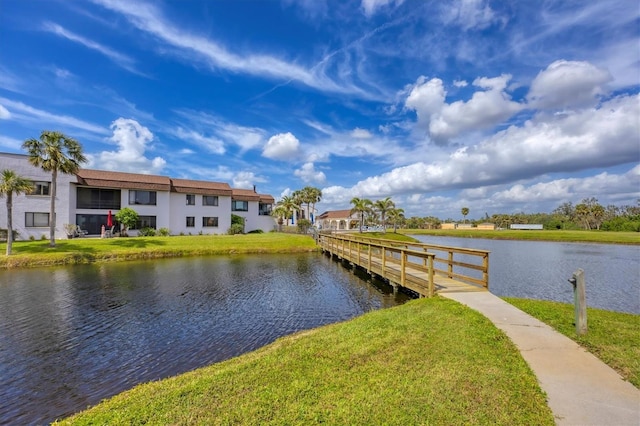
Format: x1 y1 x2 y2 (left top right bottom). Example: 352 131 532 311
22 130 87 247
387 207 405 233
306 186 322 224
291 190 305 222
461 207 469 224
374 197 395 231
0 169 34 255
350 197 372 233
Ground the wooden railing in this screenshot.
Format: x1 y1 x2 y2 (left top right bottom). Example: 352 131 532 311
316 232 490 297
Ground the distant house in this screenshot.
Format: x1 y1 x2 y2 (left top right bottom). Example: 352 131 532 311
441 223 457 229
316 209 360 231
476 223 496 230
0 152 276 239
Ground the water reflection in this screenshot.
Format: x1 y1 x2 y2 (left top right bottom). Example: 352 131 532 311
0 253 409 425
413 235 639 314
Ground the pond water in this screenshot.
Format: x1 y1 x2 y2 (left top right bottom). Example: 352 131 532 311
412 235 639 314
0 253 409 425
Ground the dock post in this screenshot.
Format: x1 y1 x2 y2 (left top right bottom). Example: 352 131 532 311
568 269 587 335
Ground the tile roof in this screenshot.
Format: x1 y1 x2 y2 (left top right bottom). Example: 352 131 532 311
171 178 232 196
76 169 171 190
317 209 355 219
231 188 260 201
75 167 272 200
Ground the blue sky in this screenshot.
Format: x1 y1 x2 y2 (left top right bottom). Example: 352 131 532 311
1 0 638 219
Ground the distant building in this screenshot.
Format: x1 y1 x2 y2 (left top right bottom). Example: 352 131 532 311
476 223 496 230
441 223 457 229
0 152 275 239
316 210 360 230
510 224 543 230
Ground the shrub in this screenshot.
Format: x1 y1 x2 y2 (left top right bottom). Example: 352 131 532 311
138 227 157 237
247 229 264 234
228 223 244 235
158 227 171 236
297 219 312 234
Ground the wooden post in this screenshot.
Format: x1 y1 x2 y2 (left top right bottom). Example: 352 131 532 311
569 269 587 335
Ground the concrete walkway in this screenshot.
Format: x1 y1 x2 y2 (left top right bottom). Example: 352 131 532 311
441 292 640 426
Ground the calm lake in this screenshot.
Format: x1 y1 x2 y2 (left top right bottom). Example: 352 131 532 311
412 235 639 314
0 237 638 424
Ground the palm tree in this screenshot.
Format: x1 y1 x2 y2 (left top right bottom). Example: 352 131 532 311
271 204 288 232
306 186 322 224
0 169 34 255
374 197 395 231
461 207 469 224
350 197 372 233
387 207 405 233
291 190 305 222
277 195 300 227
22 131 87 247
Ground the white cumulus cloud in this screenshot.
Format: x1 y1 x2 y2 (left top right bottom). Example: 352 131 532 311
262 132 301 160
294 162 327 184
90 118 166 174
527 60 612 109
405 74 522 143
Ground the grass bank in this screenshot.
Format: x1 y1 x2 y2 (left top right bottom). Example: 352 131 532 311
56 297 553 425
0 233 318 269
504 298 640 388
398 229 639 245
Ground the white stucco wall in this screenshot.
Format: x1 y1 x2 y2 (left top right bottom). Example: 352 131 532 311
0 153 77 241
168 192 231 235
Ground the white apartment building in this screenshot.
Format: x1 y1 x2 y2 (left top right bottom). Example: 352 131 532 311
0 152 275 240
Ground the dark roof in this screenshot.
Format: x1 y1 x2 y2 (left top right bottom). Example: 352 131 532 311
231 188 260 201
76 169 171 190
171 178 232 196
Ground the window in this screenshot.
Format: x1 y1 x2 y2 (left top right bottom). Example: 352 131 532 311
129 190 156 205
133 216 157 230
31 181 50 196
203 195 218 206
202 217 218 227
25 212 49 227
77 188 121 209
186 216 195 227
259 203 272 216
186 194 196 205
232 200 248 211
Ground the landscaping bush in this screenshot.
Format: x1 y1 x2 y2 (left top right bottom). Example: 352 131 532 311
138 227 157 237
158 227 171 236
228 223 244 235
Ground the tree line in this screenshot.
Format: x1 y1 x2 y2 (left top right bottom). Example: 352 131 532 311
404 198 640 232
273 190 639 233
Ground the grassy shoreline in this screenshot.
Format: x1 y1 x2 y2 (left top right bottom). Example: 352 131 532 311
0 233 318 269
398 228 639 244
56 298 555 425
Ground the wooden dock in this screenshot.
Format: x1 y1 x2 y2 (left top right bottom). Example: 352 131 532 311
317 232 490 297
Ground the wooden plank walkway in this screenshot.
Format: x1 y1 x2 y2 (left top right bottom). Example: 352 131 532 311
317 233 489 297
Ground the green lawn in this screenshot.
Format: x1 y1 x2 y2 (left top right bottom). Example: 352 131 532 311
55 297 554 425
0 233 318 269
399 229 639 244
